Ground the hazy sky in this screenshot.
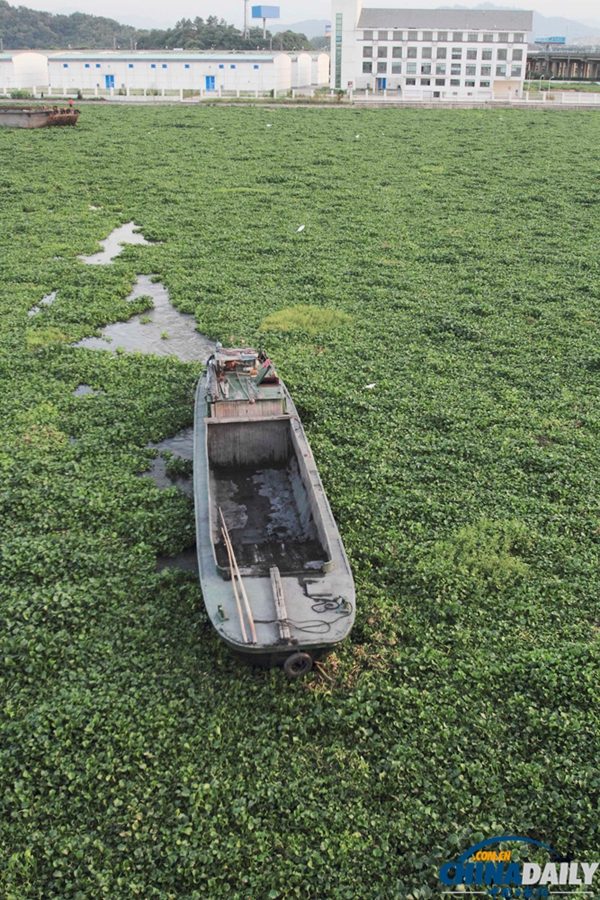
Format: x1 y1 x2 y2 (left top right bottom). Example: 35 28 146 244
28 0 600 31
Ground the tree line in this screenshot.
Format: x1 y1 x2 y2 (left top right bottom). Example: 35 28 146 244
0 3 316 51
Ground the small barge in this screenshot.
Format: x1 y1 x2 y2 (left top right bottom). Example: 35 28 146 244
193 347 355 676
0 107 79 128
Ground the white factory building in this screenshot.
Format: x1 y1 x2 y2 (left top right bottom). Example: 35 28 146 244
0 51 49 91
330 0 533 100
44 51 330 96
290 52 313 88
49 52 295 95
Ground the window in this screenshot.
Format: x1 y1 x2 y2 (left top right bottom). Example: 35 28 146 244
451 64 461 75
85 63 90 68
452 47 462 58
499 32 508 41
377 30 388 40
482 50 492 60
392 47 402 58
452 32 463 41
377 62 387 73
96 63 101 68
408 31 418 40
393 30 403 40
467 49 477 60
253 64 259 69
392 62 402 74
422 31 433 40
230 64 236 69
407 47 417 58
435 63 446 75
151 64 156 68
63 63 68 68
377 46 387 58
514 33 524 42
480 80 490 87
437 32 447 42
362 61 372 73
465 65 476 76
406 77 416 85
219 64 224 68
436 47 447 59
511 65 522 77
450 78 460 86
422 47 432 59
335 12 342 88
465 80 475 87
481 66 491 76
420 77 430 85
496 65 506 76
435 78 445 85
497 49 507 60
407 62 417 74
512 49 523 61
483 33 493 42
421 64 431 74
468 32 478 41
363 46 373 57
162 64 167 68
129 63 134 68
363 30 373 40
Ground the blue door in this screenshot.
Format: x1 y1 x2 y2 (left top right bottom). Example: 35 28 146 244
376 77 387 91
205 75 215 91
105 74 115 89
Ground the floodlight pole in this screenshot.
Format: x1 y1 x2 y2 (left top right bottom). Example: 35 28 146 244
263 17 267 39
244 0 249 38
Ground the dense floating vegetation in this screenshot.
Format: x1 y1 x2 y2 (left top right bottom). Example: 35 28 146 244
1 105 600 899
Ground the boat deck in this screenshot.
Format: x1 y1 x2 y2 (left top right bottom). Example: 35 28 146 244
211 460 328 576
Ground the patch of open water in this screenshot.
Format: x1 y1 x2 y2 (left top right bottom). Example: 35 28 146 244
79 221 151 265
143 427 194 498
73 384 101 396
28 291 57 317
72 225 216 572
74 275 215 363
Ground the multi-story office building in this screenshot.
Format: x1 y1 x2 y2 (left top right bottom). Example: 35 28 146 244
331 0 533 100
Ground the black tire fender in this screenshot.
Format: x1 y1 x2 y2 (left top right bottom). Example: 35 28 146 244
283 652 313 678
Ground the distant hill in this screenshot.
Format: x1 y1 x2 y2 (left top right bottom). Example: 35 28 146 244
532 11 599 41
0 2 312 51
0 0 135 49
272 19 330 40
442 4 600 42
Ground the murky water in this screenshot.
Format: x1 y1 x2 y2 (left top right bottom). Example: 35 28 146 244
74 275 215 363
156 547 198 574
28 291 57 317
79 221 151 265
73 384 100 396
72 225 216 573
144 426 194 497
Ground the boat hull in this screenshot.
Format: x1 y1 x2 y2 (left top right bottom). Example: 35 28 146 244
193 372 355 670
0 109 79 128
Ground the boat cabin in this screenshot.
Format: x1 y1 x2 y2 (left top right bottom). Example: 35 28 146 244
205 347 285 419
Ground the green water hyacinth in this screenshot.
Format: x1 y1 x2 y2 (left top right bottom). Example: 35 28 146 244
1 104 600 900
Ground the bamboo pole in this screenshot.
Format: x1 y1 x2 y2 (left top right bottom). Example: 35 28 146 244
219 507 257 644
222 527 248 644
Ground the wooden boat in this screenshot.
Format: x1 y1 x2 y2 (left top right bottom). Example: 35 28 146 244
0 107 79 128
193 347 355 676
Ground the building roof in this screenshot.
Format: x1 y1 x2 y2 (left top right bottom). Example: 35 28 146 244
357 8 533 31
49 52 282 63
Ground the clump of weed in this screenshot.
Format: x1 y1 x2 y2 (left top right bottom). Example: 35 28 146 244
26 327 69 350
419 518 532 593
260 305 351 336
